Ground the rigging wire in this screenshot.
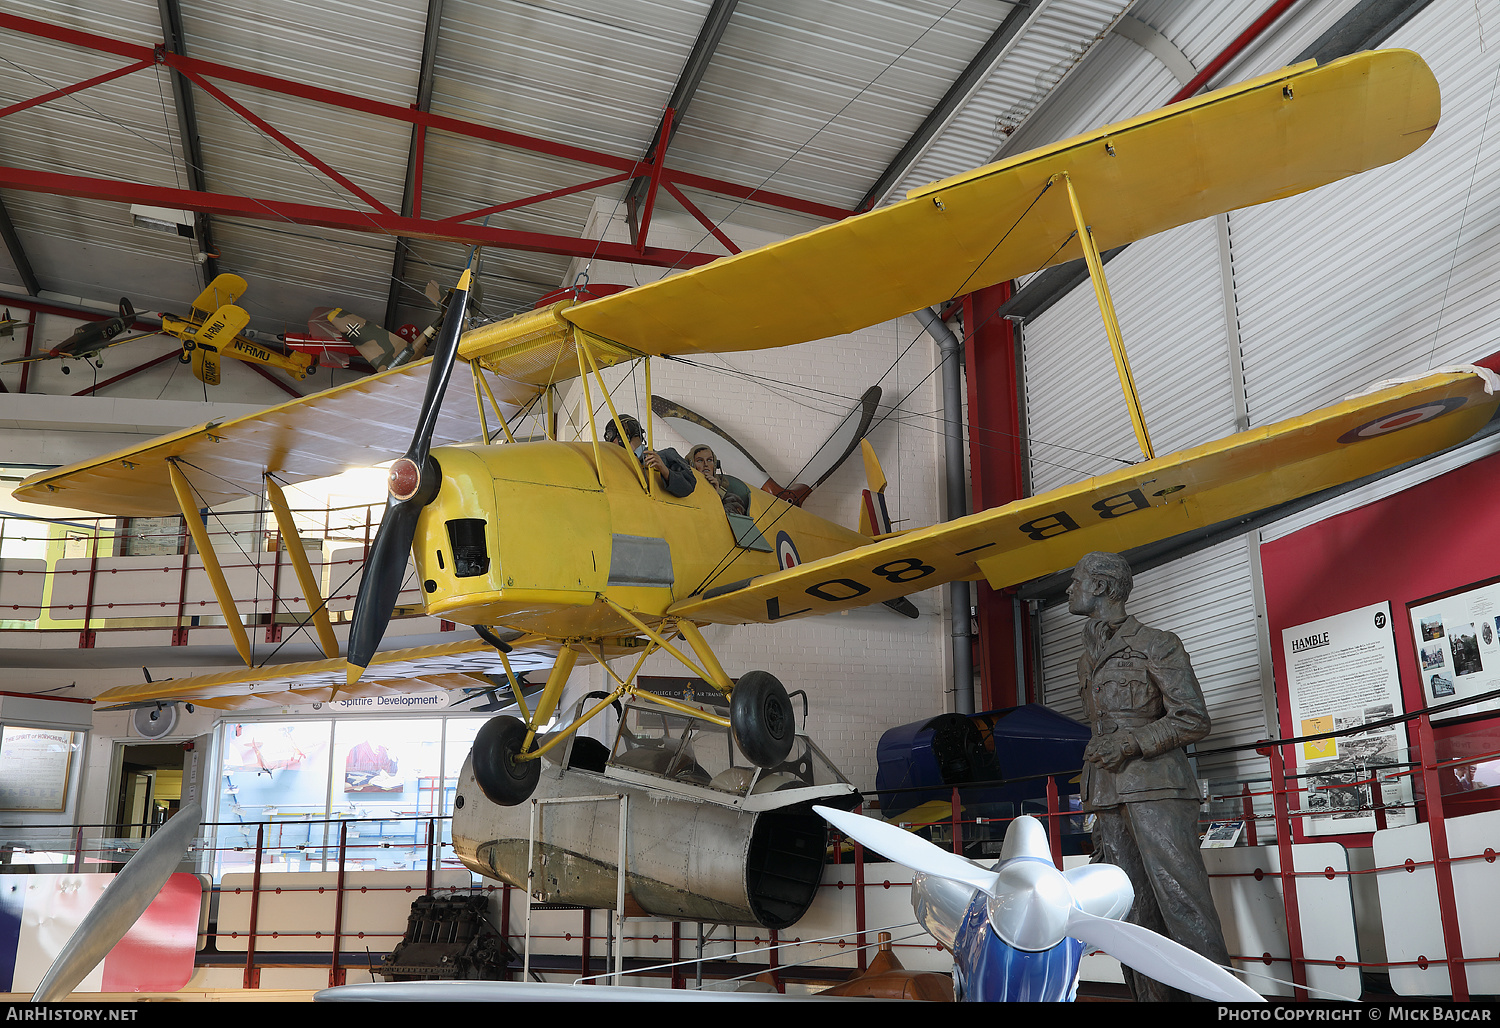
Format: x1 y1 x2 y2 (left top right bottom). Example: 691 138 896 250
1424 57 1500 371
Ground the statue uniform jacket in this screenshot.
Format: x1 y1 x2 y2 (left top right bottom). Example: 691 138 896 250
1077 616 1211 810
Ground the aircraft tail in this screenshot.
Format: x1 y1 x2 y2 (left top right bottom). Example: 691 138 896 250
859 449 920 617
118 297 134 321
857 439 893 537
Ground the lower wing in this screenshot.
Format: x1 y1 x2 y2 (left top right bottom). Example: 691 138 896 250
90 634 635 711
672 369 1497 624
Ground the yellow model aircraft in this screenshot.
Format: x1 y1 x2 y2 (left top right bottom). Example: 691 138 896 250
17 51 1489 806
157 273 316 386
0 308 31 337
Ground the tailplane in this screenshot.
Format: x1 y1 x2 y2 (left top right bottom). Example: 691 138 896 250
858 439 893 537
857 440 918 618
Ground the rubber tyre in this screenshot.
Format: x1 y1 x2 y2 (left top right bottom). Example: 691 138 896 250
471 715 540 806
731 670 795 768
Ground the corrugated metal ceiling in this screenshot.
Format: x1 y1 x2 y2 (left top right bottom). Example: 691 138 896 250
0 0 1132 375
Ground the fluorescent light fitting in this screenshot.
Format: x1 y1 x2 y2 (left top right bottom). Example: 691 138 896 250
129 204 196 239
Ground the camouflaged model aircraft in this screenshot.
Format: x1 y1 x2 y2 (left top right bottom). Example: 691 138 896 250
16 51 1493 811
1 296 148 374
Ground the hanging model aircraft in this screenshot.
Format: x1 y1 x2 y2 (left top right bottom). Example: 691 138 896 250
14 51 1490 825
1 297 148 374
814 807 1262 1002
0 309 31 337
0 276 315 385
153 273 316 386
305 280 450 372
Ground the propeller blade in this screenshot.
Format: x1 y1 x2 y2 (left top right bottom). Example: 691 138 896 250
1065 908 1262 1002
344 499 421 684
814 805 999 896
650 386 881 501
650 394 773 485
345 260 477 685
998 813 1053 862
32 801 202 1002
800 385 881 489
407 263 475 462
1061 862 1132 921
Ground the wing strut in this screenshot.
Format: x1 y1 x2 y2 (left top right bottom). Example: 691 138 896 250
575 329 650 493
262 474 340 658
167 460 253 666
1055 171 1155 461
471 364 516 443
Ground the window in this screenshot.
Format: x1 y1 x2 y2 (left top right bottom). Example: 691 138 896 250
212 714 487 879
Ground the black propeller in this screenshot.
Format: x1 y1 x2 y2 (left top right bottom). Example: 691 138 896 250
344 259 478 690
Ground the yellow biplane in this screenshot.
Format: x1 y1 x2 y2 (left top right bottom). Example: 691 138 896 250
16 51 1491 807
156 273 316 386
0 308 31 337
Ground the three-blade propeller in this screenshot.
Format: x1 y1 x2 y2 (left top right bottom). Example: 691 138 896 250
345 261 477 689
814 806 1262 1003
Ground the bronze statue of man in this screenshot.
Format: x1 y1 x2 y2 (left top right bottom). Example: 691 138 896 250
1068 551 1233 1002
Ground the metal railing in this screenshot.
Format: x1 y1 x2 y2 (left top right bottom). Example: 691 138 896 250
0 502 454 648
3 696 1498 996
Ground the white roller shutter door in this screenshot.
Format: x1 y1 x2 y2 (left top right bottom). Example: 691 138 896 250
1233 7 1500 423
1021 0 1500 790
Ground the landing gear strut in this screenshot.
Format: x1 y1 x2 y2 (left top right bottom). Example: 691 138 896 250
731 670 795 768
471 715 540 806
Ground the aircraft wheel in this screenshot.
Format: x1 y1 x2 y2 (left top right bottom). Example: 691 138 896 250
60 365 70 375
471 714 539 806
731 670 795 768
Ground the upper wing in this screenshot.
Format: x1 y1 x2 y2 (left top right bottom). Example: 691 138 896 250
563 51 1437 356
458 52 1435 378
671 370 1496 625
15 357 485 515
15 51 1436 517
188 273 248 319
88 632 648 711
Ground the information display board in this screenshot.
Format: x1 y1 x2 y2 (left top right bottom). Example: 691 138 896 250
1280 602 1413 835
1408 578 1500 721
0 727 77 812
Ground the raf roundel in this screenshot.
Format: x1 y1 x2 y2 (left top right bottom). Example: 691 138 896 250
1337 397 1467 444
775 531 801 570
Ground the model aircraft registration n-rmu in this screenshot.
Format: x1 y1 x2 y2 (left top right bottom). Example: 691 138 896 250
16 52 1489 817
